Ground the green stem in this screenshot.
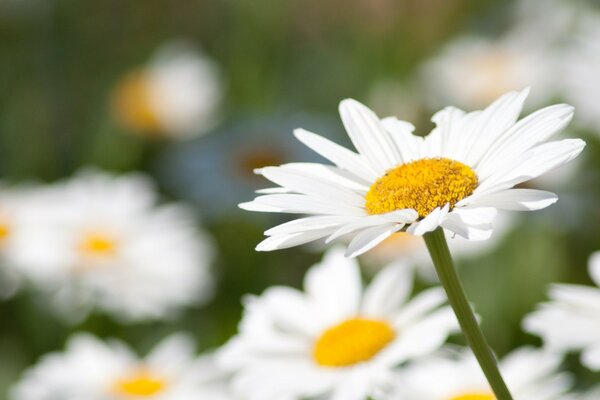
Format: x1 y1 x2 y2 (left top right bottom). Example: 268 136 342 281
423 228 513 400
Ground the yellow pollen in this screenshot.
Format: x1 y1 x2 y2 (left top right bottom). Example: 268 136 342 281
313 318 395 367
112 370 167 397
365 157 478 218
450 393 495 400
79 233 117 257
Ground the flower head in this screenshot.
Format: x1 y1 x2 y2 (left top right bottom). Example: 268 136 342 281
10 170 214 322
241 89 584 257
111 41 223 139
218 247 457 400
11 333 233 400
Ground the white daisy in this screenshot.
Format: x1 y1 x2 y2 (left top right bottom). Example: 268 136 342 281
112 40 223 138
420 36 560 112
523 251 600 371
240 89 584 257
218 247 458 400
387 346 571 400
10 169 214 322
10 333 234 400
562 13 600 133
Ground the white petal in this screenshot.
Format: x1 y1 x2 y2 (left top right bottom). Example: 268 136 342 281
259 166 366 207
381 117 422 163
361 261 413 318
304 247 362 322
345 223 403 258
461 88 530 166
393 287 446 326
406 205 449 236
283 162 370 192
465 189 558 211
339 99 401 173
477 103 574 179
476 138 586 193
146 333 195 370
326 209 416 243
293 128 378 182
582 344 600 371
378 307 457 366
256 228 338 251
588 252 600 288
265 216 351 236
244 194 364 216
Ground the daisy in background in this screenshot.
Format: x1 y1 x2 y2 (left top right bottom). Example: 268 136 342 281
562 12 600 133
218 247 458 400
386 346 571 400
523 252 600 371
419 0 576 112
11 333 233 400
241 88 583 257
156 113 330 220
111 40 223 139
10 169 214 322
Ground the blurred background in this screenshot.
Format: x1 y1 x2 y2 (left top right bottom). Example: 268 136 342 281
1 0 600 396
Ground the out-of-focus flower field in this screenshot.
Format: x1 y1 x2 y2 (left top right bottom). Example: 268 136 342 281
2 0 600 399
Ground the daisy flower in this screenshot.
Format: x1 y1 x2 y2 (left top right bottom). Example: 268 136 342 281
561 13 600 133
387 346 571 400
10 333 233 400
241 89 584 257
420 36 560 112
10 169 214 322
218 247 458 400
111 40 223 139
523 252 600 371
157 113 329 220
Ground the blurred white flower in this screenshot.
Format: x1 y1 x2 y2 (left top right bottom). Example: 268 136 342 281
10 170 214 322
218 247 457 400
112 40 223 139
523 252 600 371
420 35 560 111
11 333 233 400
0 185 55 298
562 14 600 133
386 346 571 400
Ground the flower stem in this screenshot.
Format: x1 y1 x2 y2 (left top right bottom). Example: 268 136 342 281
423 227 513 400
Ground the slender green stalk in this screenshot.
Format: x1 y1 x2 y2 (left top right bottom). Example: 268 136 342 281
423 228 513 400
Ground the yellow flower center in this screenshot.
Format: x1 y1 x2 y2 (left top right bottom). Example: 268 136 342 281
313 318 395 367
365 157 478 218
112 370 167 397
450 393 495 400
111 71 162 135
0 222 10 242
79 233 118 257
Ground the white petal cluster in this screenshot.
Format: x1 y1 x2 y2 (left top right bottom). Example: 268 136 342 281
386 346 571 400
524 252 600 371
10 333 233 400
2 169 214 322
242 89 583 257
218 248 458 400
